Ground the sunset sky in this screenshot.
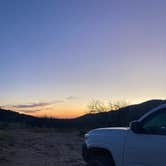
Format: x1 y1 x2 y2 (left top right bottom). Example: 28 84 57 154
1 0 166 118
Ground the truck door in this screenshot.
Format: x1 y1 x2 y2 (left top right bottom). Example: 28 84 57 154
124 109 166 166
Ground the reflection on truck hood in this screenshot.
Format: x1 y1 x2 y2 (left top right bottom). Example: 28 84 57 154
88 127 129 135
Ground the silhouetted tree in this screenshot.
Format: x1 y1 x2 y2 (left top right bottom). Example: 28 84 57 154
87 99 129 114
88 100 108 114
109 100 129 111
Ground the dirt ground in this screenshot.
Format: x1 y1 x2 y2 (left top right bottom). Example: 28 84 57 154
0 129 86 166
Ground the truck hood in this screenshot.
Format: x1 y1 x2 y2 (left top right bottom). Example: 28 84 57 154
85 127 130 151
87 127 129 136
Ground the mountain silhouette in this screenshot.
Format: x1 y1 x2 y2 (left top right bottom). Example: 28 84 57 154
0 99 165 129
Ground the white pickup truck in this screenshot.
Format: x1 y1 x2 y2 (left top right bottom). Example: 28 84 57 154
82 104 166 166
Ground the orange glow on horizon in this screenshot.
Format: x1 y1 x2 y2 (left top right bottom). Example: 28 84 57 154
15 104 87 119
4 97 163 119
27 108 86 119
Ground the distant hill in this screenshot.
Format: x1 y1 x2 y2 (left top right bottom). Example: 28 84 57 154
0 99 166 129
73 99 166 128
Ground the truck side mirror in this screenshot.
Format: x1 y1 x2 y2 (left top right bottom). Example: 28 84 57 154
130 120 143 133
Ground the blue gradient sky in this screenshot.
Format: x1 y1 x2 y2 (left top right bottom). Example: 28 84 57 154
0 0 166 117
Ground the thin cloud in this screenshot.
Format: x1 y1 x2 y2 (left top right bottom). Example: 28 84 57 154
14 102 51 108
66 96 80 100
53 100 64 104
12 100 64 109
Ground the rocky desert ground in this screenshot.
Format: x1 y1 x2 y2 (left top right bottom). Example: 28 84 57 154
0 129 86 166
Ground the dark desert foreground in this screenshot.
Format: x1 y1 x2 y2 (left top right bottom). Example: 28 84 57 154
0 129 86 166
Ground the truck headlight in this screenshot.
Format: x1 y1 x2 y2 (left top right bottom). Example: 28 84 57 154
85 133 89 140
